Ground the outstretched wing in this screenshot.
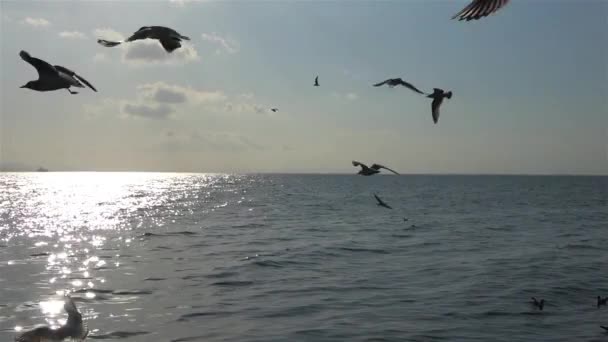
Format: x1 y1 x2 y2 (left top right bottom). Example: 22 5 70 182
54 65 97 92
63 295 80 315
373 194 384 205
452 0 510 21
397 79 425 94
601 326 608 331
373 79 390 87
352 160 367 169
19 50 58 78
159 38 182 53
371 163 400 175
431 97 443 124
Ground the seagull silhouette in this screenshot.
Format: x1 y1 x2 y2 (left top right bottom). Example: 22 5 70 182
531 297 545 311
270 108 279 112
15 295 89 342
97 26 190 53
352 161 399 176
373 78 425 95
598 296 608 308
19 51 96 95
452 0 510 21
373 194 393 210
427 88 452 124
314 76 319 87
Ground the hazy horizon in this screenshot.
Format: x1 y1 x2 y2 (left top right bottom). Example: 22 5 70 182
1 0 607 175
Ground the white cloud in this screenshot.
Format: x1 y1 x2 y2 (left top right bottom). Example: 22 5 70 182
169 0 210 6
93 28 125 41
21 17 51 28
59 31 87 39
137 82 226 104
201 32 239 54
346 93 358 101
122 103 174 120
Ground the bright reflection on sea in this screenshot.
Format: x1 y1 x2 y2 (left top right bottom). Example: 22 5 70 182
0 172 237 335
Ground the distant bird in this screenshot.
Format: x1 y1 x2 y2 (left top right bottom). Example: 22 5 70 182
403 218 408 222
598 296 608 308
97 26 190 53
314 76 319 87
427 88 452 124
452 0 510 21
271 108 279 112
373 194 393 210
19 51 96 94
15 295 88 342
601 326 608 332
373 78 425 95
352 161 399 176
531 297 545 311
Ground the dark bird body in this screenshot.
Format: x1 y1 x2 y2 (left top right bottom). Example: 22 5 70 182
598 296 608 308
427 88 452 124
15 296 88 342
271 108 279 112
352 161 399 176
314 76 319 87
98 26 190 53
452 0 510 21
374 194 392 210
531 297 545 311
373 78 425 95
19 51 96 94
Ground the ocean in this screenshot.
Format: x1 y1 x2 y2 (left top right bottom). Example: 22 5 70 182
0 173 606 341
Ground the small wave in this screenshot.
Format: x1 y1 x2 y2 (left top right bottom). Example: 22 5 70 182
144 277 166 281
338 247 390 254
176 311 233 321
204 271 238 279
89 331 150 339
112 290 154 295
29 252 50 257
171 335 207 342
211 280 253 287
74 288 114 294
252 260 284 268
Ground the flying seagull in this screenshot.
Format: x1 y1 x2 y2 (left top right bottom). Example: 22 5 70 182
452 0 510 21
374 194 392 210
19 51 96 95
314 76 319 87
598 296 608 308
15 295 89 342
531 297 545 311
352 161 399 176
373 78 425 95
97 26 190 53
427 88 452 124
271 108 279 112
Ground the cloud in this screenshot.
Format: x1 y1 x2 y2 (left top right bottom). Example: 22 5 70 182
346 93 358 101
59 31 87 39
201 32 239 54
93 28 125 41
21 17 51 28
168 0 210 6
122 103 174 120
137 82 227 104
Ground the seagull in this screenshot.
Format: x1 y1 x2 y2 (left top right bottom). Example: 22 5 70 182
373 194 392 210
452 0 511 21
352 161 399 176
373 78 425 95
601 326 608 332
427 88 452 124
314 76 319 87
270 108 279 112
97 26 190 53
531 297 545 311
15 295 89 342
19 51 96 95
598 296 608 308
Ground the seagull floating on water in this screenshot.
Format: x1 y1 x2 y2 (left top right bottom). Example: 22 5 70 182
373 78 425 95
452 0 510 21
314 76 319 87
427 88 452 124
19 51 96 95
531 297 545 311
352 161 399 176
598 296 607 308
373 194 393 210
97 26 190 53
15 295 89 342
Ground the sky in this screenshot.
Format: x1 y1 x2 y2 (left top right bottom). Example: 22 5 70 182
0 0 606 174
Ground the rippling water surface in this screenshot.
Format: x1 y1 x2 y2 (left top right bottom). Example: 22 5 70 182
0 173 606 341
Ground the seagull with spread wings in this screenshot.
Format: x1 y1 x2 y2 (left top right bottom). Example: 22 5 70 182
426 88 453 124
15 295 89 342
19 51 96 95
314 76 319 87
352 161 399 176
373 78 425 95
452 0 510 21
97 26 190 53
373 194 393 210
